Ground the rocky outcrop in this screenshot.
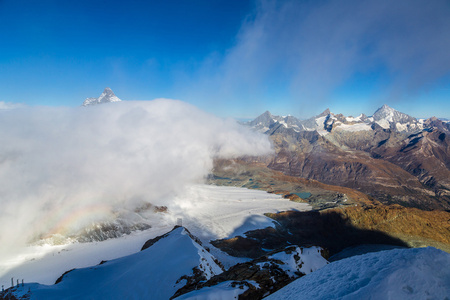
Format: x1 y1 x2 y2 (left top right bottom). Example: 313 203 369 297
173 246 328 300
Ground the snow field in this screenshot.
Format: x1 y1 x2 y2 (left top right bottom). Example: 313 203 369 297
0 185 311 286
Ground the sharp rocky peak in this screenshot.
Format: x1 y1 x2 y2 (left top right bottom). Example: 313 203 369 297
372 104 415 122
318 108 331 117
83 87 122 106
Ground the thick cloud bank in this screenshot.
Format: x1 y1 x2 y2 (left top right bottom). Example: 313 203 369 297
0 100 272 258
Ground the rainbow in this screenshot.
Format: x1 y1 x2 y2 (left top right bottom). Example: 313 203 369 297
33 202 115 240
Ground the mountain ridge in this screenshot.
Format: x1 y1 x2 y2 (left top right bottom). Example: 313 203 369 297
246 104 434 134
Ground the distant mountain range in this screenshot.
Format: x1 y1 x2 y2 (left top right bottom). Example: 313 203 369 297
245 105 450 210
246 104 447 135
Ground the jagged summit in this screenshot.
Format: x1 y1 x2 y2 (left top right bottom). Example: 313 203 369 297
318 108 331 117
83 87 122 106
373 104 396 119
247 110 304 133
371 104 419 131
372 104 411 122
253 111 274 123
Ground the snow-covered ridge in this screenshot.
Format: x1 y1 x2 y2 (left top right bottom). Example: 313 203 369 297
265 247 450 299
4 227 223 300
82 87 121 106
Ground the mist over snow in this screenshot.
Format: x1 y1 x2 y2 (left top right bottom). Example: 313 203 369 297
0 99 273 260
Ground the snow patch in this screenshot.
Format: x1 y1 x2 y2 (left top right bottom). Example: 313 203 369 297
345 115 362 122
268 246 328 277
174 281 249 300
335 123 372 132
375 119 390 129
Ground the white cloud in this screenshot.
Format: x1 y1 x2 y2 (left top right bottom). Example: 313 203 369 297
0 99 272 259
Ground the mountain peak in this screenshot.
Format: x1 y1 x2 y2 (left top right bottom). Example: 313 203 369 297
372 104 399 120
372 104 420 132
248 111 274 126
318 108 331 117
377 104 395 113
102 87 114 96
261 110 273 117
83 87 122 106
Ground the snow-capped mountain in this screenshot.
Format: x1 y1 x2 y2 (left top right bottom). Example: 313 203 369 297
371 104 423 132
246 111 304 133
247 104 427 134
82 87 121 106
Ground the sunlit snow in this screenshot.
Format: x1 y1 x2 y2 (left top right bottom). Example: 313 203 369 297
0 185 311 286
265 247 450 299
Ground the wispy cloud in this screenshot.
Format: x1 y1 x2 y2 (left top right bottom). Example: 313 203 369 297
184 0 450 116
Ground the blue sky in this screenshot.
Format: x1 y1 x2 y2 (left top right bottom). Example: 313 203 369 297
1 0 449 119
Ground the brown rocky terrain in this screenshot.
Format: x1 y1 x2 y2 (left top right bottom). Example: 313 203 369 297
371 128 450 196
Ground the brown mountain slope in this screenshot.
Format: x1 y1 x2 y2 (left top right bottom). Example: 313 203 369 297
329 203 450 252
266 126 444 210
372 128 450 197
